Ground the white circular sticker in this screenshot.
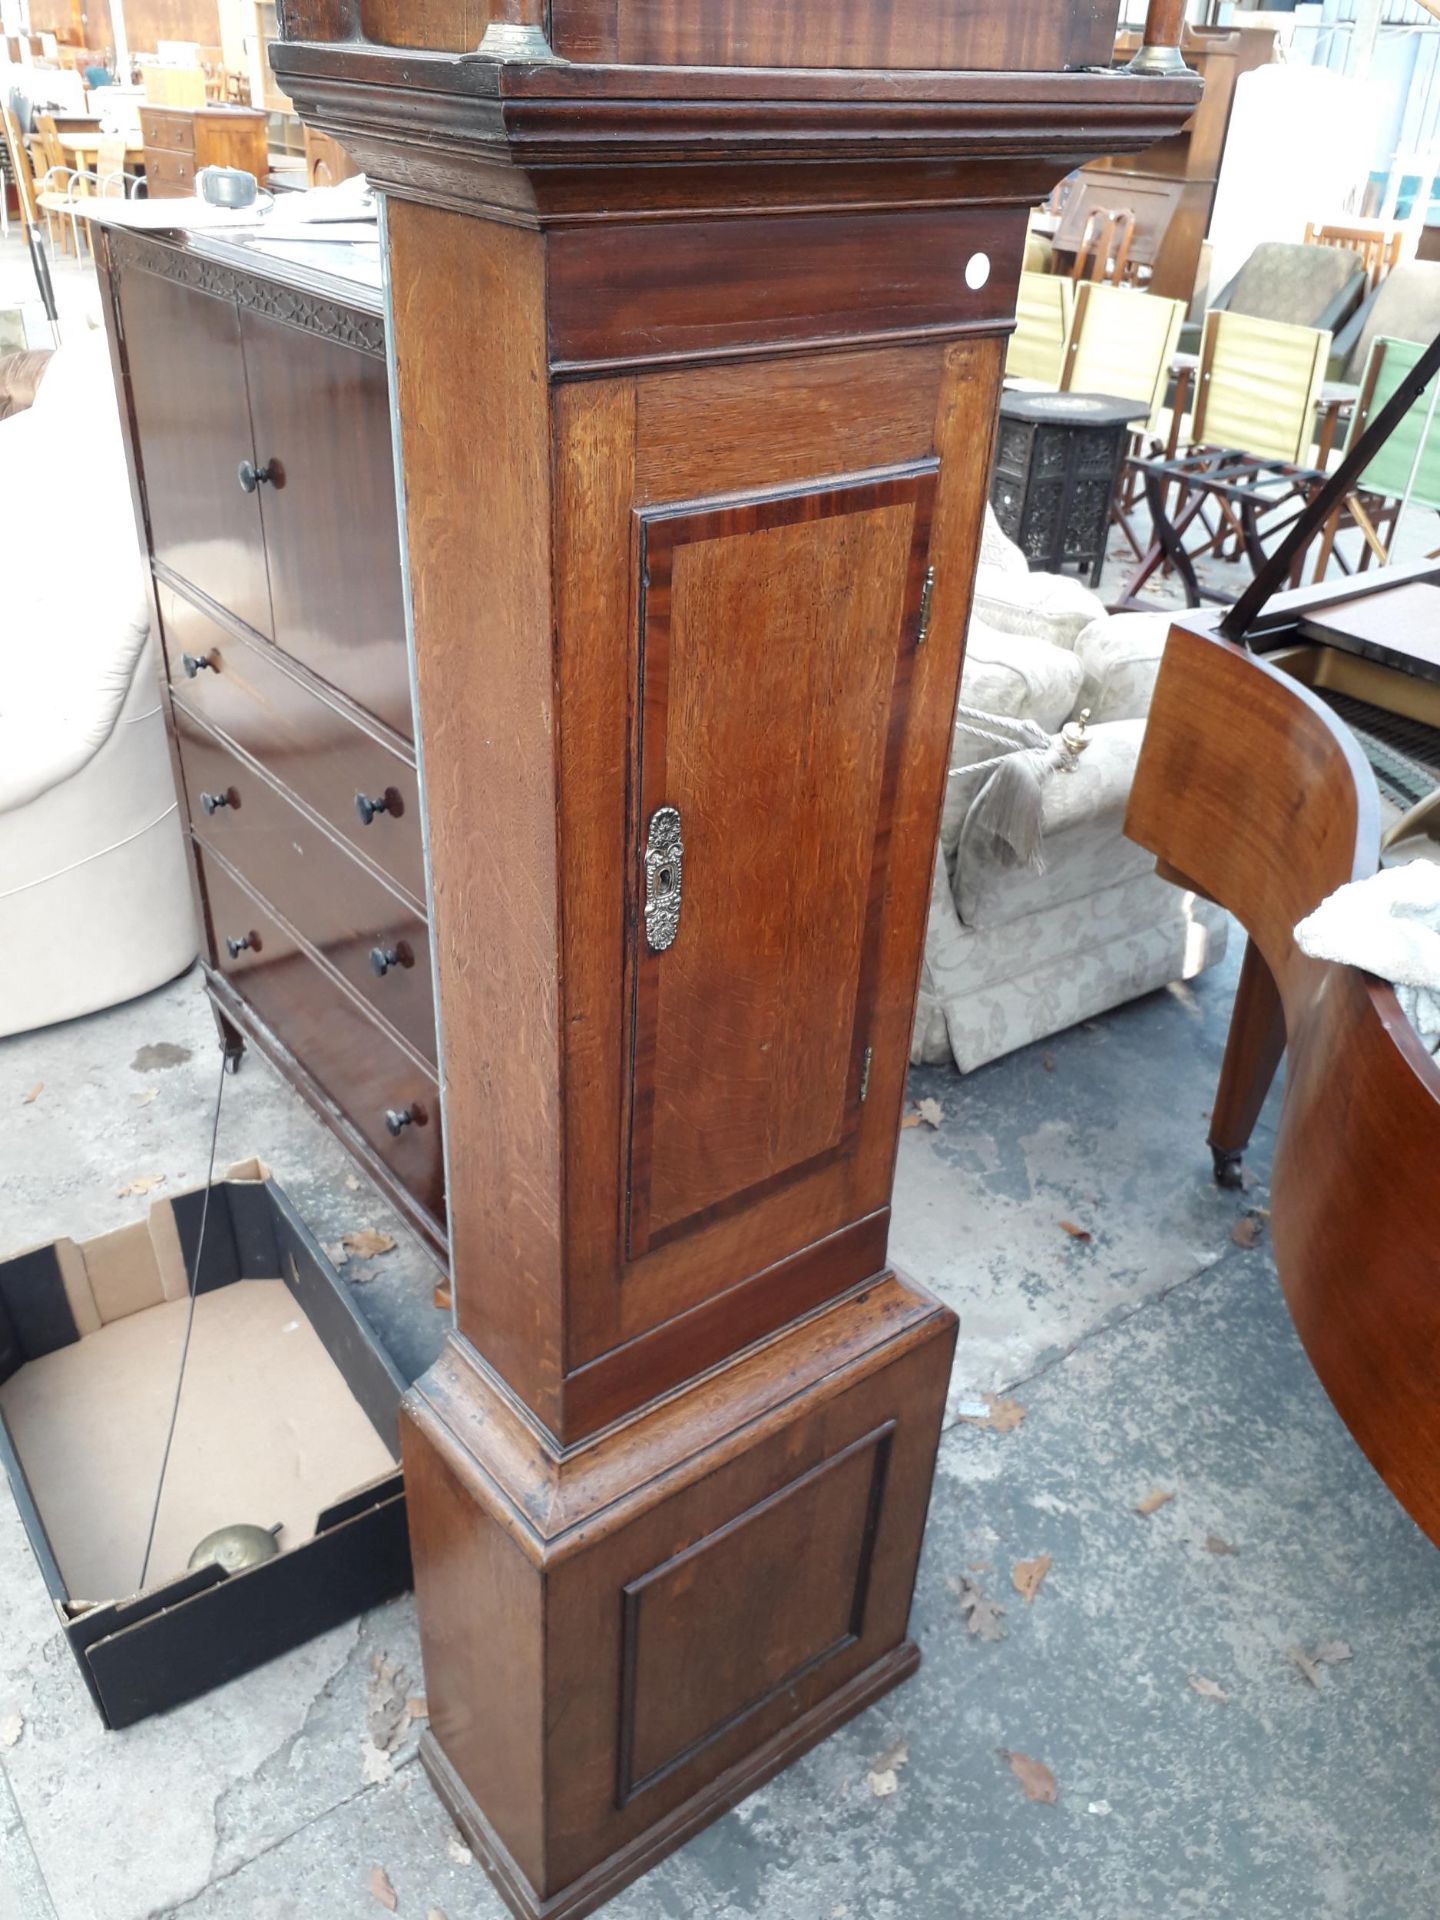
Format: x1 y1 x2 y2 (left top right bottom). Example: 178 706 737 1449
965 252 992 292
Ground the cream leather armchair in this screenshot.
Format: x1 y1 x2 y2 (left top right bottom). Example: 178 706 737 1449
913 511 1229 1073
0 333 196 1038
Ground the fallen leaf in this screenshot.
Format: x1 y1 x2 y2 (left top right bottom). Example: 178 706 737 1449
868 1768 899 1798
1291 1641 1353 1688
0 1713 22 1748
947 1574 1007 1642
866 1739 909 1795
21 1083 41 1105
360 1740 392 1785
367 1652 411 1754
446 1835 473 1867
367 1865 398 1911
433 1283 453 1313
344 1172 362 1191
900 1112 922 1131
344 1228 397 1259
1012 1554 1052 1607
114 1174 166 1198
873 1738 909 1774
406 1694 429 1721
1059 1220 1092 1242
1042 1054 1056 1073
1000 1750 1057 1804
957 1395 1026 1435
324 1242 350 1269
1188 1674 1229 1704
916 1097 944 1130
1134 1489 1175 1517
1204 1534 1238 1557
134 1087 158 1107
1232 1214 1264 1248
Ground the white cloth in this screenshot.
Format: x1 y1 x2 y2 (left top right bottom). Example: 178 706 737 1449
1294 860 1440 1058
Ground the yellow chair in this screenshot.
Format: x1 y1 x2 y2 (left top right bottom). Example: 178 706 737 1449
1006 271 1074 385
1192 309 1331 465
1061 281 1184 433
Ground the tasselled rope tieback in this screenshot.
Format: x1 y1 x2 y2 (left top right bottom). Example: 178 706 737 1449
948 703 1092 875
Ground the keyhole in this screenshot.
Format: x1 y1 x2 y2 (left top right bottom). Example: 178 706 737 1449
658 865 674 894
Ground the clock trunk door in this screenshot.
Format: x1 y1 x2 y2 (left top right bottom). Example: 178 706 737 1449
625 467 937 1260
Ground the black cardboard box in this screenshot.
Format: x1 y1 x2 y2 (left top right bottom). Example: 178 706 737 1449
0 1162 412 1729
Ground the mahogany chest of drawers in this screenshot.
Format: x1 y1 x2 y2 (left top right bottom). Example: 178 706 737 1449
93 227 444 1260
139 105 269 199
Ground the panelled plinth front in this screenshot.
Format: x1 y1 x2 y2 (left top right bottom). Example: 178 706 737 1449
271 15 1204 1913
403 1278 956 1920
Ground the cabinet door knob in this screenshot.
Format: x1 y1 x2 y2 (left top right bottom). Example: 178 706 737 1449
384 1102 426 1137
238 458 276 494
355 788 402 826
181 650 218 677
224 931 261 959
200 788 238 815
369 941 414 978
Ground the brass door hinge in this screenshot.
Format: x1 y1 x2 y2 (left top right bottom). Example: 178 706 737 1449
916 567 936 647
859 1046 874 1103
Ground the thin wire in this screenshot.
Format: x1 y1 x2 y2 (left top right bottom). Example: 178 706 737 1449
137 1048 228 1593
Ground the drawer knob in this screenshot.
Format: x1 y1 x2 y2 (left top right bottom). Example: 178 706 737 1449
369 941 414 978
384 1102 426 1137
355 788 402 827
224 931 261 959
238 458 277 494
200 788 238 815
181 650 218 677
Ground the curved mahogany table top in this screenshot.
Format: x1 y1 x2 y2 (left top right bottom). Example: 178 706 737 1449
1127 613 1440 1545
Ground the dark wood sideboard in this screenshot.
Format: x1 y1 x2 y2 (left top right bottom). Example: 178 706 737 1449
91 225 444 1258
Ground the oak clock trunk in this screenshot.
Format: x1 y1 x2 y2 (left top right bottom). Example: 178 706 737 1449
272 6 1200 1914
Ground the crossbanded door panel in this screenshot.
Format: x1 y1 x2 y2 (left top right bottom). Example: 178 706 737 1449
625 467 937 1259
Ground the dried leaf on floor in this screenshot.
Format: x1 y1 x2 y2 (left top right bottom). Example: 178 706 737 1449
344 1172 361 1191
1134 1489 1175 1517
134 1087 158 1107
446 1836 473 1867
344 1228 397 1259
1290 1641 1353 1688
433 1283 453 1313
1000 1750 1057 1804
1012 1554 1052 1606
867 1737 909 1798
900 1112 922 1131
407 1694 429 1722
1188 1674 1229 1704
367 1652 411 1755
21 1083 41 1105
947 1574 1007 1642
1231 1213 1265 1248
360 1740 392 1786
1059 1220 1092 1242
957 1395 1026 1435
325 1242 350 1270
1205 1534 1238 1557
114 1174 166 1198
367 1865 398 1911
915 1097 945 1130
0 1712 23 1748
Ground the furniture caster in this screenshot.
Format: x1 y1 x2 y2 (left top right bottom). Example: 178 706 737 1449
223 1045 245 1076
1211 1146 1245 1190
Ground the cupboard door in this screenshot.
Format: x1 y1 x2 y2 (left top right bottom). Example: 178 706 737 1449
625 467 937 1258
239 310 412 737
120 268 272 637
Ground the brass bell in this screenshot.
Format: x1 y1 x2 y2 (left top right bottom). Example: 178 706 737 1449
188 1522 283 1574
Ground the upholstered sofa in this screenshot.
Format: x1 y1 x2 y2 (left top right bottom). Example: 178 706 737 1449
0 330 196 1038
913 512 1229 1073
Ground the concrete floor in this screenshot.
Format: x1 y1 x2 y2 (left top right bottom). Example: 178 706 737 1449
6 222 1440 1920
3 941 1439 1920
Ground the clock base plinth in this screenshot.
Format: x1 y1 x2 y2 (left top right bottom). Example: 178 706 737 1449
401 1272 956 1919
419 1643 920 1920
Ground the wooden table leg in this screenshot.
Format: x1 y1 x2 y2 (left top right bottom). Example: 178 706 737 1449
1208 936 1286 1189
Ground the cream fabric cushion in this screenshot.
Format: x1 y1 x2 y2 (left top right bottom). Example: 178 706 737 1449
1073 610 1172 724
972 563 1107 650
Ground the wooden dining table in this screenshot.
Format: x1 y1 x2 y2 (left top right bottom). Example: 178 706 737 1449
55 129 145 191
